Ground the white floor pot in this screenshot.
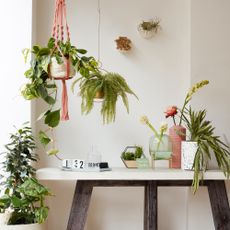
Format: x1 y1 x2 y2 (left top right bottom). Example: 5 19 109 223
181 141 198 170
49 57 76 78
0 212 11 225
1 223 45 230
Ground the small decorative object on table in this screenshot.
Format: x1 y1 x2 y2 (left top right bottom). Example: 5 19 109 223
140 116 172 168
115 36 132 52
138 17 161 39
165 80 209 169
121 146 148 168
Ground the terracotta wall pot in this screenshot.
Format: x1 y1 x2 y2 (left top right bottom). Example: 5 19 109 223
1 223 45 230
169 125 186 168
49 57 76 79
181 141 198 170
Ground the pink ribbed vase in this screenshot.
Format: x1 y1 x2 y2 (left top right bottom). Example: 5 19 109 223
169 125 186 168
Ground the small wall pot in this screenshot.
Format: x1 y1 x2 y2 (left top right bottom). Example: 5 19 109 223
181 141 198 170
1 223 45 230
49 57 76 78
137 25 157 39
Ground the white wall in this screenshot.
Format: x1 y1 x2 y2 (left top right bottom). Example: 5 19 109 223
33 0 229 230
0 0 32 152
0 0 32 187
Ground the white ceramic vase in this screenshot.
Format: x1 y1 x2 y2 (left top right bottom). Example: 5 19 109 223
1 223 45 230
49 57 76 78
181 141 198 170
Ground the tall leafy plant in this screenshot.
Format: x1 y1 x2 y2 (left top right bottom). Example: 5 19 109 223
183 107 230 192
0 124 52 224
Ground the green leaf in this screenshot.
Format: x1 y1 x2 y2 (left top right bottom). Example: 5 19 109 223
44 95 56 105
37 85 48 100
44 110 60 128
35 207 49 224
47 148 59 156
22 48 30 63
32 45 40 54
39 131 51 146
38 48 50 56
11 196 23 208
77 49 87 54
47 37 55 49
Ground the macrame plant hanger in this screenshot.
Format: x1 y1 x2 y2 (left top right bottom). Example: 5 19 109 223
52 0 71 121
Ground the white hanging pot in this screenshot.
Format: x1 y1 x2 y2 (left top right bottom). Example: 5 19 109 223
49 57 76 79
0 212 11 225
181 141 198 170
1 223 45 230
137 25 157 39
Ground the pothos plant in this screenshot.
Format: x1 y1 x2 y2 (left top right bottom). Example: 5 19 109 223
21 38 98 157
22 38 137 157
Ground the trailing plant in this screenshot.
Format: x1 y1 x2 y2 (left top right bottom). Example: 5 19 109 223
182 107 230 192
73 71 137 124
21 38 98 157
0 124 52 225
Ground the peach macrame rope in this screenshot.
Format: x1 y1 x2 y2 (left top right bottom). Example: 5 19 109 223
52 0 71 121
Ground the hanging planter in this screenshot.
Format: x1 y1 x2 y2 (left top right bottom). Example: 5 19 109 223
138 18 161 39
21 0 99 158
115 36 132 52
49 57 76 79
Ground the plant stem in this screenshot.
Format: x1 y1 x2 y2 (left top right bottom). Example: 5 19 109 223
146 121 160 140
173 116 176 126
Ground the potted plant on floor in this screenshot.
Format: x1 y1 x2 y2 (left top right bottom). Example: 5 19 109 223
0 124 52 229
72 71 137 124
181 107 230 192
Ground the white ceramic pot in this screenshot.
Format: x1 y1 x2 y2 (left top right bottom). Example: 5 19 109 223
181 141 198 170
137 25 157 39
1 223 45 230
49 57 76 78
0 212 11 225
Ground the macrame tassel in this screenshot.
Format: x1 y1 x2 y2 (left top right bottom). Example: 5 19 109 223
61 79 69 120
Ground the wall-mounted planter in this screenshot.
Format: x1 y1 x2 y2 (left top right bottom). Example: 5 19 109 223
137 18 161 39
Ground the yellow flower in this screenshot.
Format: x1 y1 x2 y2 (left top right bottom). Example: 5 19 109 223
139 115 149 125
187 80 209 100
160 122 168 133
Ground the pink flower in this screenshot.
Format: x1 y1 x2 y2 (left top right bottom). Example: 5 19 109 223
165 106 178 118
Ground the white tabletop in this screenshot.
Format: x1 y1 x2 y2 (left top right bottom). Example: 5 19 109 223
36 167 229 181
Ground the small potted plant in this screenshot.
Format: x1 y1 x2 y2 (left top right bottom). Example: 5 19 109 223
181 107 230 192
121 146 145 168
73 71 137 124
0 124 52 229
138 18 161 39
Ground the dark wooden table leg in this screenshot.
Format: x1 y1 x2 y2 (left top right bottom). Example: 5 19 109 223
67 180 93 230
144 181 157 230
207 180 230 230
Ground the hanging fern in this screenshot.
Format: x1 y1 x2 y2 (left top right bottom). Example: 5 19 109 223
79 72 137 124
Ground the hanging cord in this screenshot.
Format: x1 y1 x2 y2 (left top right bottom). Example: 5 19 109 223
97 0 102 66
51 0 71 121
